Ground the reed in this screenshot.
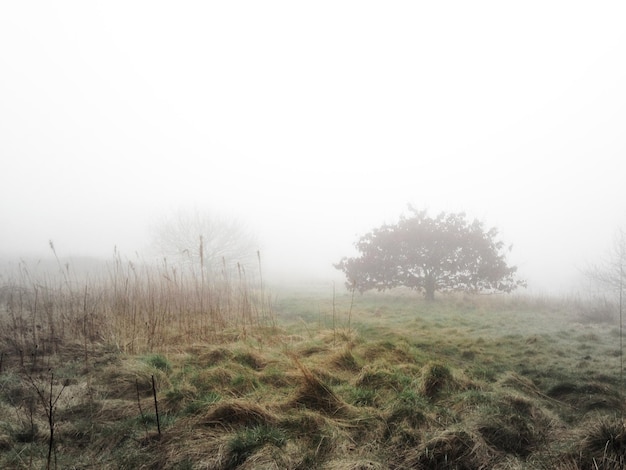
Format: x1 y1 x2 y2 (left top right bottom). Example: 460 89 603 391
0 248 273 355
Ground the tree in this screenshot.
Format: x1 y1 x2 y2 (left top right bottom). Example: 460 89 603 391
584 230 626 387
585 229 626 294
335 208 524 300
150 209 258 273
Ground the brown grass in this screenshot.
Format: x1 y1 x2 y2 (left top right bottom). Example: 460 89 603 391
548 381 625 413
3 275 626 469
575 417 626 469
201 400 279 428
0 253 272 356
289 355 352 417
420 362 458 398
406 429 494 469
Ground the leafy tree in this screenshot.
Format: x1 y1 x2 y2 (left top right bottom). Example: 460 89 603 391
335 208 524 300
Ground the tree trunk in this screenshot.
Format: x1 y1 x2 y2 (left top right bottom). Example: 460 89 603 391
424 287 435 301
424 274 436 301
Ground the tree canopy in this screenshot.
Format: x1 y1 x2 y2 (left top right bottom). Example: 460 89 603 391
335 208 525 300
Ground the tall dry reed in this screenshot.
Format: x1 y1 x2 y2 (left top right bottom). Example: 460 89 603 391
0 249 273 356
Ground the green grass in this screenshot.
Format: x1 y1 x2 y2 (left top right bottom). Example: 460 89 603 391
182 391 221 415
1 285 625 468
143 353 172 372
227 424 287 468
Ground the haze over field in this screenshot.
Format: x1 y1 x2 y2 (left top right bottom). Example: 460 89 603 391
1 1 625 292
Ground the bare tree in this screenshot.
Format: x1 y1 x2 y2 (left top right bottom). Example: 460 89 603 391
585 229 626 294
585 229 625 386
150 209 258 273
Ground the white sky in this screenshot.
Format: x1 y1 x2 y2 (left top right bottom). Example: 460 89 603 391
1 1 625 292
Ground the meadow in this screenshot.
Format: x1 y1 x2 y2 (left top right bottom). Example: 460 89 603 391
0 259 625 469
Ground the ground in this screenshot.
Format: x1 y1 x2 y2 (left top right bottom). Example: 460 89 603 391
1 286 625 469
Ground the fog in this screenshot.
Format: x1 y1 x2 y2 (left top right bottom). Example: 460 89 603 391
2 2 625 293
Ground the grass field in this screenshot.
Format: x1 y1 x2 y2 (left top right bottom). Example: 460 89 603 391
1 266 625 469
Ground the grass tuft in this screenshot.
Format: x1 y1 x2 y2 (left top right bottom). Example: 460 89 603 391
576 417 626 469
290 355 351 416
227 424 287 468
143 353 171 372
548 381 624 413
202 400 278 428
345 386 379 407
420 362 455 398
408 429 493 469
329 348 361 371
233 350 267 371
182 391 221 415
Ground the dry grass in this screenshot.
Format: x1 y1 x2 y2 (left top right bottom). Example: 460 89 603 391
0 253 273 357
289 355 352 417
406 429 494 469
575 417 626 469
2 273 626 468
201 400 279 428
420 361 458 398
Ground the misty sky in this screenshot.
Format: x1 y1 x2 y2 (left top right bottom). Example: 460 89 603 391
2 2 625 292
